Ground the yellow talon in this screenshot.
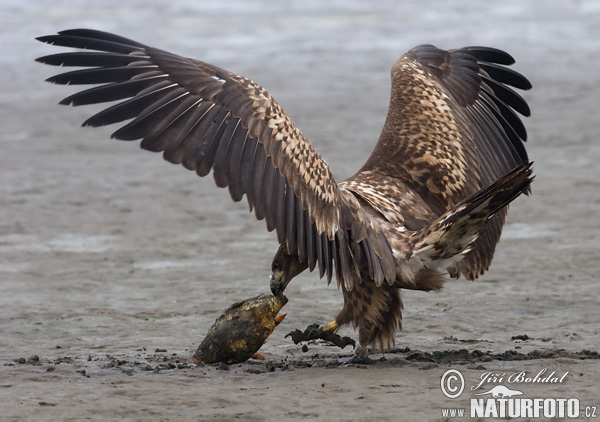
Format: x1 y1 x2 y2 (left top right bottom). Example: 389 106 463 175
322 320 338 333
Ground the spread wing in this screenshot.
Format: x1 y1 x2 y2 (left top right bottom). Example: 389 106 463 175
36 29 396 288
345 44 532 280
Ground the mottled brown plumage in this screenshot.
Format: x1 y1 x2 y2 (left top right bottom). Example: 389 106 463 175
37 30 533 356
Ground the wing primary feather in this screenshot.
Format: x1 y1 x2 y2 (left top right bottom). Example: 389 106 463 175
261 162 276 231
478 62 532 90
36 51 148 68
350 237 362 278
130 70 164 81
178 104 222 169
59 76 167 106
83 84 178 127
481 75 530 117
196 109 232 177
285 185 297 254
36 34 143 54
226 130 251 202
370 239 386 286
331 234 340 286
272 171 287 243
248 142 267 219
305 209 317 271
295 195 306 263
140 98 202 152
238 135 258 205
465 107 507 181
480 86 528 141
113 89 189 140
337 232 355 291
377 231 396 285
464 46 515 65
56 28 148 48
213 118 242 188
47 66 157 85
321 232 333 284
314 223 324 277
478 104 522 167
477 93 528 161
361 240 374 280
166 102 217 167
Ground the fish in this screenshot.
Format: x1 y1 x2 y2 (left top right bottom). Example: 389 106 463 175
193 294 288 364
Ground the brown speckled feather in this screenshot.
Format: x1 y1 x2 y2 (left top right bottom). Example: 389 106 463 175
36 29 396 289
351 44 531 282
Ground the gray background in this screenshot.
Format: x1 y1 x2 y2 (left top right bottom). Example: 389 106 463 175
2 1 599 420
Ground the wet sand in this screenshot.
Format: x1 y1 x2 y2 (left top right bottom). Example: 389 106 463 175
2 1 599 420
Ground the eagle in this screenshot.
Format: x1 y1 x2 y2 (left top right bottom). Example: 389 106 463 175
36 29 533 360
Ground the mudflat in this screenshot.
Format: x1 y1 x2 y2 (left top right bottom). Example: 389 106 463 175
2 1 599 420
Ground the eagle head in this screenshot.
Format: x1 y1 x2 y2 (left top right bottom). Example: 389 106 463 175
270 245 308 296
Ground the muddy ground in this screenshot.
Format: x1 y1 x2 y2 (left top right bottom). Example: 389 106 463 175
2 1 599 420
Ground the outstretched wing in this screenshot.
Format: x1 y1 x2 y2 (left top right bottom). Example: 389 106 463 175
346 44 532 280
36 29 395 288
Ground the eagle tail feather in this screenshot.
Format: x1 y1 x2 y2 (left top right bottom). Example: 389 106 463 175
410 162 533 273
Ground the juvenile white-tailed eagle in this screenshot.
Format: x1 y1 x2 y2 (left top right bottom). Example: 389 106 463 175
37 29 533 359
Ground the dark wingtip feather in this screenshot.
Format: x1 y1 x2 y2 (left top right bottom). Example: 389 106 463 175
35 35 55 44
56 29 148 48
35 32 144 54
464 46 515 65
34 55 51 64
479 62 532 91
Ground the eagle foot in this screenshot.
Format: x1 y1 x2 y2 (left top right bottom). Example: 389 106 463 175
344 345 375 365
344 355 376 365
285 323 356 350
